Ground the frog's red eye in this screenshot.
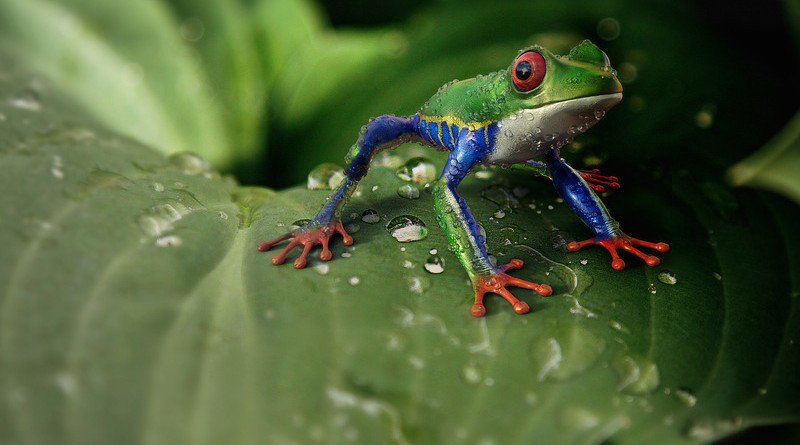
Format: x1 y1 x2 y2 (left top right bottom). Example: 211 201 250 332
512 50 546 92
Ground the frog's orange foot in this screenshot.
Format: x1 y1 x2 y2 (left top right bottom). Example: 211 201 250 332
257 220 353 269
579 169 620 193
470 259 553 317
567 234 669 270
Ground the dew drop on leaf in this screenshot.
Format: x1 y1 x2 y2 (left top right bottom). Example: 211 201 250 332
395 157 436 185
307 163 345 190
657 270 677 285
361 209 380 223
424 254 445 274
397 183 420 199
612 355 660 394
386 215 428 242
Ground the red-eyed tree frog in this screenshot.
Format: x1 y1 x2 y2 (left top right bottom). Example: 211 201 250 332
258 40 670 317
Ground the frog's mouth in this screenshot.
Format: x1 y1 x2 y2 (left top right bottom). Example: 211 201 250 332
487 93 623 163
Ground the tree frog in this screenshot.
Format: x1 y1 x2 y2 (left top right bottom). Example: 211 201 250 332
258 40 669 317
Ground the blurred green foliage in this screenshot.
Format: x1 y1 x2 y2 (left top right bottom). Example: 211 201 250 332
1 0 799 444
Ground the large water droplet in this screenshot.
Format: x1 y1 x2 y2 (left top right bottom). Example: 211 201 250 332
657 270 677 285
461 362 483 385
397 183 420 199
386 215 428 242
168 152 211 175
407 276 431 294
559 406 600 431
395 157 436 185
155 234 182 247
424 254 445 274
529 325 605 381
137 201 189 237
684 417 743 440
675 387 697 407
612 355 660 394
307 163 345 190
481 186 519 209
361 209 380 223
292 219 311 229
9 90 41 111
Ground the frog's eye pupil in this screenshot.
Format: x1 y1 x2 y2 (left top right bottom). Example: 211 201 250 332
515 61 532 80
512 50 546 93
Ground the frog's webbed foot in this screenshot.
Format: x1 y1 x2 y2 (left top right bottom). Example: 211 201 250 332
567 234 670 270
579 168 620 193
257 220 353 269
470 259 553 317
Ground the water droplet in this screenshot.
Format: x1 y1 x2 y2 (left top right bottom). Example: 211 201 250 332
402 260 414 269
675 387 697 407
155 234 182 247
50 155 64 179
559 406 600 430
609 320 630 334
613 355 660 394
137 201 189 237
481 186 519 209
361 209 380 223
713 272 722 280
307 163 345 190
349 276 361 286
0 113 7 121
493 209 506 219
152 182 164 192
314 263 330 275
217 211 228 220
345 223 360 233
461 363 483 384
657 270 677 285
529 326 605 381
386 215 428 242
397 183 420 199
579 259 588 265
424 254 445 274
647 283 657 294
395 157 436 185
292 219 311 229
407 276 431 294
9 90 41 111
168 152 211 175
371 185 379 192
684 417 743 440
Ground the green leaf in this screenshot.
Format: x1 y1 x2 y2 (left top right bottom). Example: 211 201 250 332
0 0 230 166
728 110 800 205
2 47 799 445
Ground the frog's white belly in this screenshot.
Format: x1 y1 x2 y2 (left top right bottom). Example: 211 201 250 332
486 93 622 164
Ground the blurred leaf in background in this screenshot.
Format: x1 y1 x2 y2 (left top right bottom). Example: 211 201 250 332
1 0 799 444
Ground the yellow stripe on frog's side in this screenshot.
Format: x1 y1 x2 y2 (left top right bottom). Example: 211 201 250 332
418 114 494 132
419 114 495 150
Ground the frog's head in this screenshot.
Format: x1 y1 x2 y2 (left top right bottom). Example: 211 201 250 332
500 40 623 146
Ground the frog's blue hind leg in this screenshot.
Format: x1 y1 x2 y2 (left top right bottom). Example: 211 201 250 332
434 134 552 317
513 160 621 192
543 148 669 270
258 114 421 268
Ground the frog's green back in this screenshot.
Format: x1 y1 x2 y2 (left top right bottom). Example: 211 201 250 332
417 69 510 129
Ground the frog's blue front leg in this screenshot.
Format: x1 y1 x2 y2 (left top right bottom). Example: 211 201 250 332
543 149 669 269
434 133 552 317
258 114 420 268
